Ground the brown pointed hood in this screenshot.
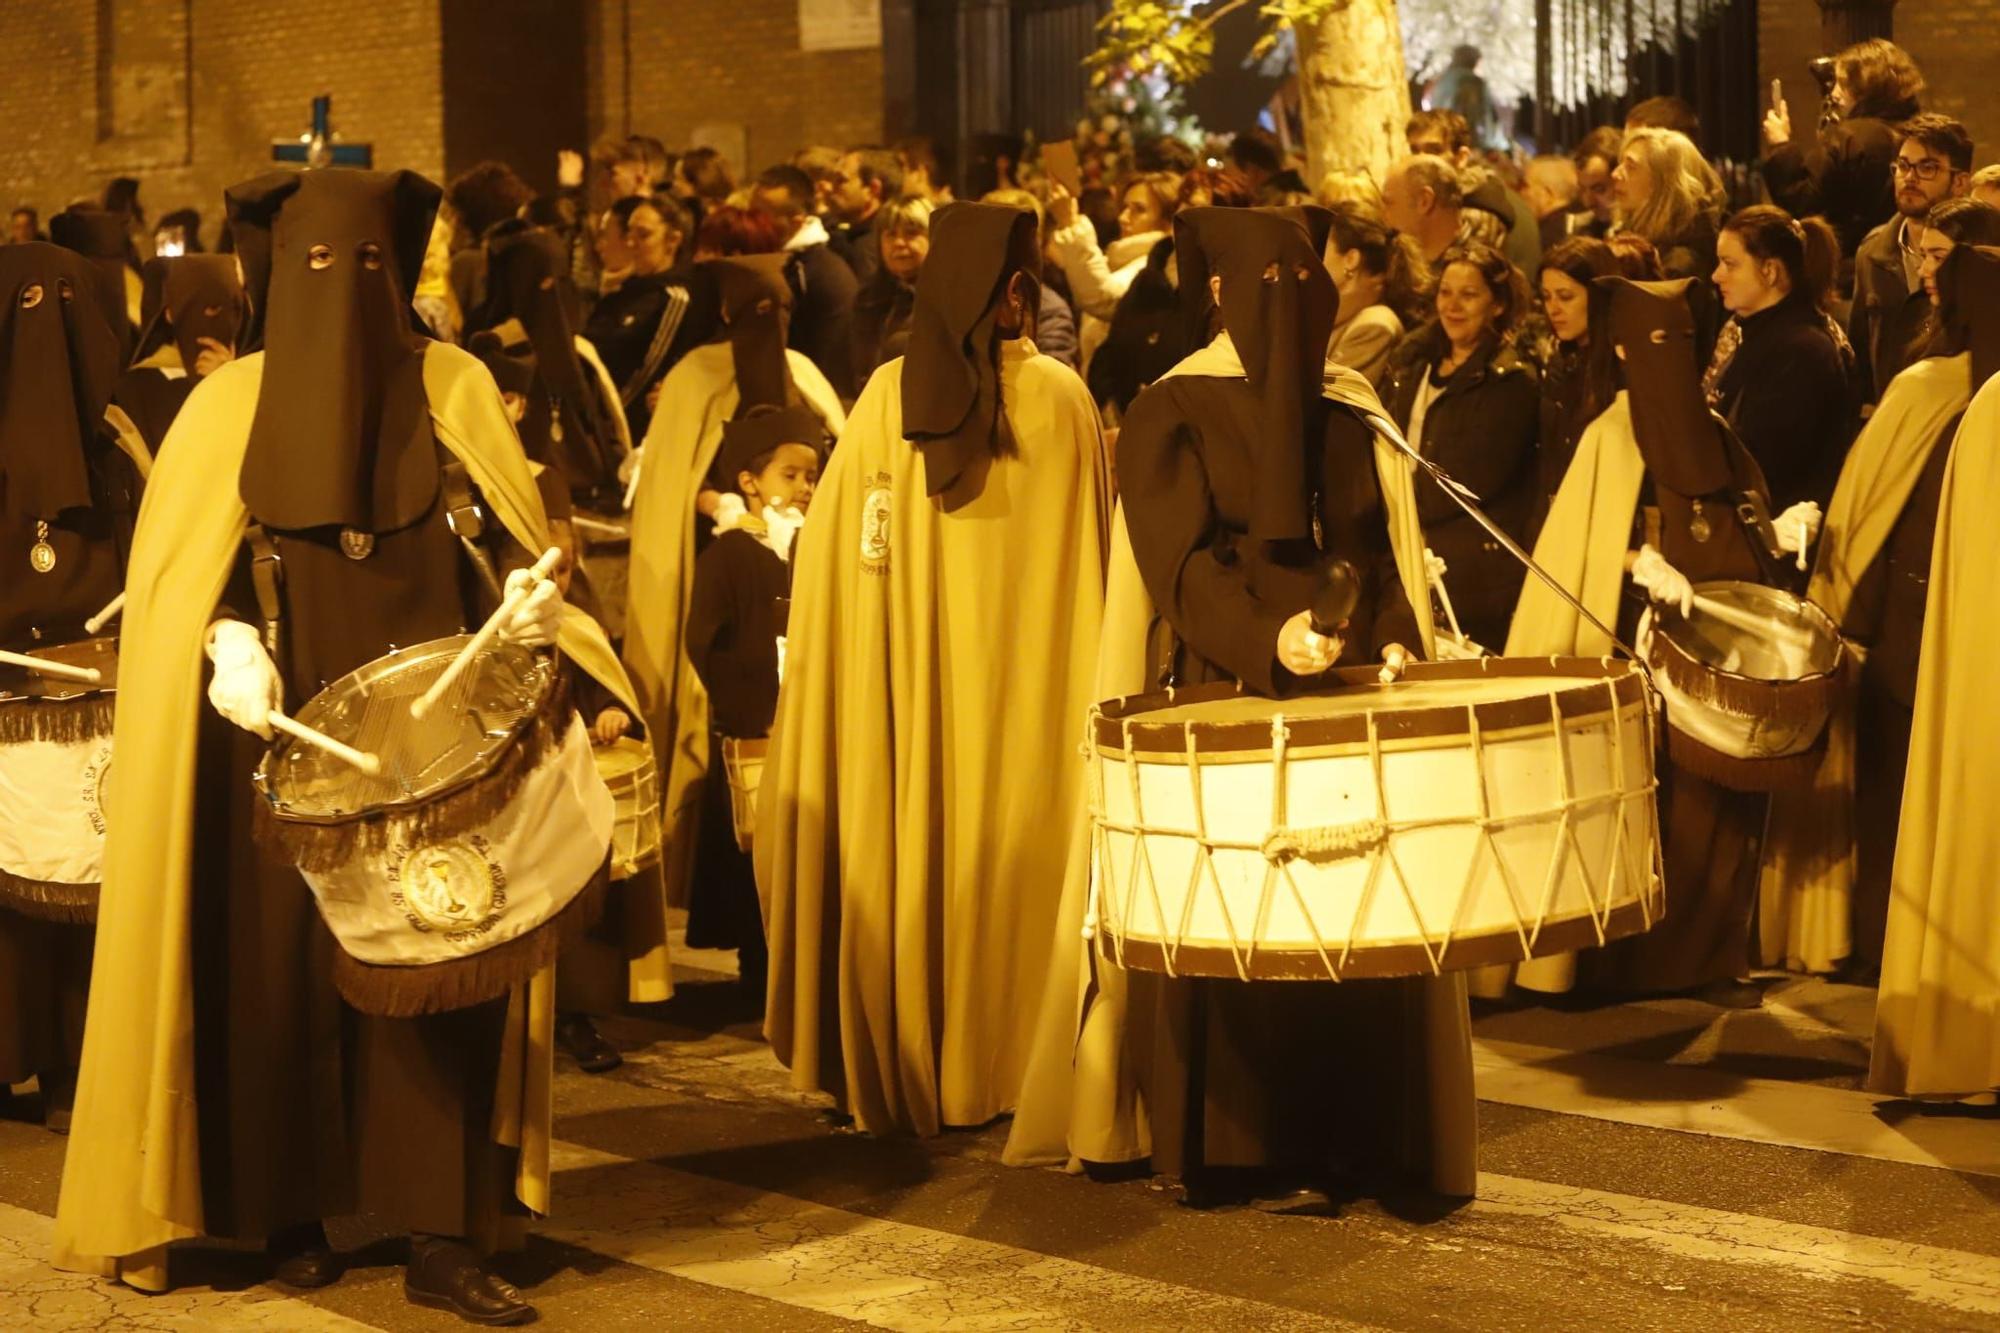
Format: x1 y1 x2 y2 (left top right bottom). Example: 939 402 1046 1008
0 243 125 520
1598 276 1735 495
708 253 796 416
131 254 245 377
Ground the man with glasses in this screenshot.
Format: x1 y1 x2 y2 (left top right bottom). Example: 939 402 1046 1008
1851 114 1974 404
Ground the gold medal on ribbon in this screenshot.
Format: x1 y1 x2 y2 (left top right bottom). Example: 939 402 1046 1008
29 521 55 574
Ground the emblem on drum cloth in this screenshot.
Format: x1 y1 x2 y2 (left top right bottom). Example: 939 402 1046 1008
79 742 113 837
860 472 892 572
386 836 508 941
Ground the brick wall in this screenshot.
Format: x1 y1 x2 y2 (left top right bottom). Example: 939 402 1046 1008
1761 0 2000 170
0 0 442 251
591 0 886 178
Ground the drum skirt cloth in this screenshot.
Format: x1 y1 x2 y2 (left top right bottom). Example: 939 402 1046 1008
0 911 91 1087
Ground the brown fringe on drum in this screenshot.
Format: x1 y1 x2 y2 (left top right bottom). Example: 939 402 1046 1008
0 694 115 745
332 861 608 1018
0 868 99 924
253 675 574 874
1651 644 1840 735
1666 727 1825 793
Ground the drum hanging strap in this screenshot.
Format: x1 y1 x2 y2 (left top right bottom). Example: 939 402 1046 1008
245 523 285 659
441 461 504 601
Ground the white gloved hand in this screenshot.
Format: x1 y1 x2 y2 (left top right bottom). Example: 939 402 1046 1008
1774 500 1822 568
496 568 562 648
617 445 643 487
1277 610 1342 677
1423 547 1449 584
205 618 282 740
1433 634 1486 661
1631 543 1695 617
1378 642 1411 684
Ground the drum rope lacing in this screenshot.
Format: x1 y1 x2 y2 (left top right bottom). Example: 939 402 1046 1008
1085 674 1664 982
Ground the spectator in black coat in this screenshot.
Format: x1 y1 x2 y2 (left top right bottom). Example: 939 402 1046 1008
1380 241 1541 650
850 196 933 384
1533 236 1623 534
827 146 903 289
1848 114 1974 404
1705 207 1858 513
752 164 861 401
1763 38 1925 266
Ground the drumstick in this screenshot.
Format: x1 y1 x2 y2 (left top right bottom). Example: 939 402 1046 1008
622 453 643 512
1793 518 1810 573
84 592 125 635
270 712 383 778
410 545 563 721
1687 593 1818 652
571 514 626 542
0 648 102 684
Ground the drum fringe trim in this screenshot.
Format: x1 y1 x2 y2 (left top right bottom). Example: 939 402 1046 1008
252 676 573 873
0 694 115 745
332 864 607 1017
0 869 98 924
1652 648 1838 730
1666 727 1824 792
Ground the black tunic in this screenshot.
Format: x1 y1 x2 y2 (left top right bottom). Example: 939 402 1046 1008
1109 371 1476 1197
582 266 719 440
190 446 531 1242
1711 296 1858 512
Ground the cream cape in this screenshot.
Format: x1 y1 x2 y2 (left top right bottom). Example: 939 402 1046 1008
1868 370 2000 1098
52 342 640 1285
622 343 843 919
757 340 1109 1136
1002 336 1439 1169
1757 354 1974 973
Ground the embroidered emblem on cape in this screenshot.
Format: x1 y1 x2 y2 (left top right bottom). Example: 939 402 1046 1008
387 836 509 943
860 472 892 574
79 741 113 838
340 528 377 561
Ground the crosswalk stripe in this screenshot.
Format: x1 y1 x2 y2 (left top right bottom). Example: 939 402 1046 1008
1472 1037 2000 1177
0 1201 380 1331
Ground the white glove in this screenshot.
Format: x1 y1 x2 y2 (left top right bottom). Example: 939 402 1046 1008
1378 642 1410 684
617 446 643 487
496 568 562 648
1277 610 1341 676
205 619 282 740
1774 500 1822 569
1631 544 1694 617
1423 547 1449 584
1433 634 1486 661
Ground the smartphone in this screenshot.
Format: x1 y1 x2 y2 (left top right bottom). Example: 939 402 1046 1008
156 224 186 258
1043 140 1081 197
1770 77 1784 110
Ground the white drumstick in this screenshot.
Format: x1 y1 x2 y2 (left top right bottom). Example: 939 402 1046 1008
571 514 625 542
0 648 102 684
410 545 563 721
1794 518 1810 573
270 712 382 778
622 455 643 511
1688 593 1817 652
84 592 126 635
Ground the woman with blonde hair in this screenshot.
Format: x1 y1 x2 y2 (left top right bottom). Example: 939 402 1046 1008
1613 127 1726 281
851 195 935 381
1047 169 1182 370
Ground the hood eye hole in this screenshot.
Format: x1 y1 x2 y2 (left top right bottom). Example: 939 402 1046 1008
308 244 335 270
1261 262 1280 284
754 298 775 315
1648 329 1669 344
57 279 74 302
357 242 384 271
18 283 43 309
538 275 556 290
202 303 225 318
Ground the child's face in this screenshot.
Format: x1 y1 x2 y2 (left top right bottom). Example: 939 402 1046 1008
742 442 821 514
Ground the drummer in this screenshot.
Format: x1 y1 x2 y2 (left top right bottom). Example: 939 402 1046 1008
55 168 638 1326
1008 206 1479 1202
117 253 245 455
683 404 825 997
0 243 140 1134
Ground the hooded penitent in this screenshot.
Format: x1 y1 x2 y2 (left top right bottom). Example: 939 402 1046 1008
470 222 619 491
469 329 537 399
1602 276 1743 496
130 255 245 377
225 168 443 536
49 208 137 348
901 202 1042 496
1173 205 1338 543
710 253 796 416
712 403 829 491
1932 244 2000 387
0 244 125 532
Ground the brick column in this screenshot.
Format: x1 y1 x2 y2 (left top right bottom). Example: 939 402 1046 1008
1818 0 1896 48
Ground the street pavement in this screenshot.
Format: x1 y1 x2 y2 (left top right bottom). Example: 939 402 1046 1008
3 935 1997 1331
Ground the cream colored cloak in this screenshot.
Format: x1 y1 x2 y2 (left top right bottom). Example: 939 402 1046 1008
53 343 640 1285
1757 354 1973 974
757 340 1109 1136
1868 370 2000 1099
1002 339 1440 1170
623 343 844 915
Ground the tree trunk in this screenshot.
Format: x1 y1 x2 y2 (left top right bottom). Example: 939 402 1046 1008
1295 0 1413 189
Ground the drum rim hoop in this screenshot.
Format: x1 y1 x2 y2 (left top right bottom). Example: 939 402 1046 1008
1091 657 1649 756
1647 579 1846 696
0 635 119 703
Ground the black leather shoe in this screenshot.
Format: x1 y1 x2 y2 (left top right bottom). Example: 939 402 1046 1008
1694 979 1764 1010
556 1013 622 1074
39 1068 75 1136
269 1221 342 1290
404 1236 537 1326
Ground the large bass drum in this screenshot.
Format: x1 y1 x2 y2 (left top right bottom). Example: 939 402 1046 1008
254 635 614 1016
1086 657 1662 980
0 637 118 922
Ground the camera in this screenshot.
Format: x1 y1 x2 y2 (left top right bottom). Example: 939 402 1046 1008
1808 56 1837 97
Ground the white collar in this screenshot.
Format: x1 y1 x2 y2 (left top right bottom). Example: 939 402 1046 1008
787 215 831 253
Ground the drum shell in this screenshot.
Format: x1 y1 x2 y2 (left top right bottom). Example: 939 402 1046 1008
1087 658 1662 980
0 637 118 922
1644 582 1844 793
595 735 662 878
722 737 767 854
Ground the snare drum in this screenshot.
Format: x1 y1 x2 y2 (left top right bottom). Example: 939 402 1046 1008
720 736 767 853
594 735 661 878
0 637 118 921
255 635 615 1016
1643 581 1844 792
1086 657 1662 981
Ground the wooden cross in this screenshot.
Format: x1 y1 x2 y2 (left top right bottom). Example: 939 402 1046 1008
271 95 373 170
